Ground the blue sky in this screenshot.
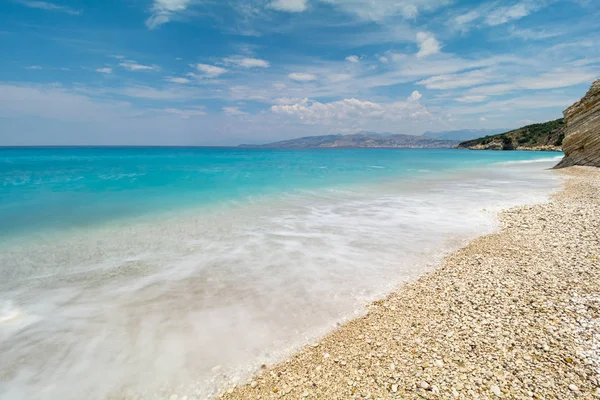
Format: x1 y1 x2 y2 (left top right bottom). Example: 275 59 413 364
0 0 598 145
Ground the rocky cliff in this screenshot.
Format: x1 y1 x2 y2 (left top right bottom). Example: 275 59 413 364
554 79 600 168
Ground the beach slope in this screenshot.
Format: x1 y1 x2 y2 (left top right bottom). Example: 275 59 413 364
220 167 600 400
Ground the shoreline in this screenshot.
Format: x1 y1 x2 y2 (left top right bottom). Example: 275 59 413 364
219 166 600 399
459 147 563 152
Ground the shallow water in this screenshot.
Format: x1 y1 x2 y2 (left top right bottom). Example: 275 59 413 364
0 148 562 399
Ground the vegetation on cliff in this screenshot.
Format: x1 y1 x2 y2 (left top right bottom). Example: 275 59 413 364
458 119 565 151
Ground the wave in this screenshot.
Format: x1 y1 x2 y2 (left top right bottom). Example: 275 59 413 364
494 155 563 166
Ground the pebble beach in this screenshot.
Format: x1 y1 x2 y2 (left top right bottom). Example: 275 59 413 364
219 166 600 400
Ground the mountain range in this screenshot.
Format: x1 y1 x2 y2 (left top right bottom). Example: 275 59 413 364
240 132 460 149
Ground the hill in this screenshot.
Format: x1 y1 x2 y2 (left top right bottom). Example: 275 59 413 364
423 128 506 141
241 132 460 149
457 119 565 151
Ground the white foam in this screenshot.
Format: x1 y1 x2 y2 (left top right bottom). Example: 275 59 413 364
0 302 22 324
494 155 563 166
0 160 561 400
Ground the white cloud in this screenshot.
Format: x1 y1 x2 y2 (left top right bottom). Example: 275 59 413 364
463 69 597 97
119 62 159 71
345 55 360 63
485 2 539 26
479 117 488 121
271 97 431 126
320 0 451 21
268 0 308 12
223 106 249 116
159 107 206 118
467 83 517 96
271 98 378 124
165 76 191 84
417 69 493 89
379 56 389 64
448 94 577 116
16 0 80 15
507 26 564 41
194 64 228 78
288 72 318 82
455 95 488 103
223 57 270 68
327 73 353 83
119 86 196 100
408 90 422 101
451 1 546 32
390 53 409 62
416 32 440 58
146 0 191 29
273 97 305 105
518 70 597 89
452 10 480 31
24 65 43 70
96 67 112 74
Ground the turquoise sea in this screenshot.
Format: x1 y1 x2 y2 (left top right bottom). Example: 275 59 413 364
0 147 562 400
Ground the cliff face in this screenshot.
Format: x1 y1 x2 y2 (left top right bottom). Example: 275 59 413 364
554 79 600 168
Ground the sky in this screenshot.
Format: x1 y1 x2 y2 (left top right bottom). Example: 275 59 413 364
0 0 598 145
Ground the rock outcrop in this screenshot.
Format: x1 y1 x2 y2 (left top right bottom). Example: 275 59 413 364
457 119 565 151
554 79 600 168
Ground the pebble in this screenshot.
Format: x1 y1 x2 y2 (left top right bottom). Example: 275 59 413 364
569 384 579 391
490 384 501 396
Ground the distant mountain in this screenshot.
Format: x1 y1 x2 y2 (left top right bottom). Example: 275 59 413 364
240 131 460 149
423 129 507 141
458 119 565 151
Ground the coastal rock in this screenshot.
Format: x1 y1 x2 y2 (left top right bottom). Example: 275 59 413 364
555 78 600 168
457 119 565 151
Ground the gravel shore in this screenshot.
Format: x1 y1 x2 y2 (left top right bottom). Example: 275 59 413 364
219 166 600 400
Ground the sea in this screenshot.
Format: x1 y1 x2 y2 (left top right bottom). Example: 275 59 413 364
0 147 563 400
